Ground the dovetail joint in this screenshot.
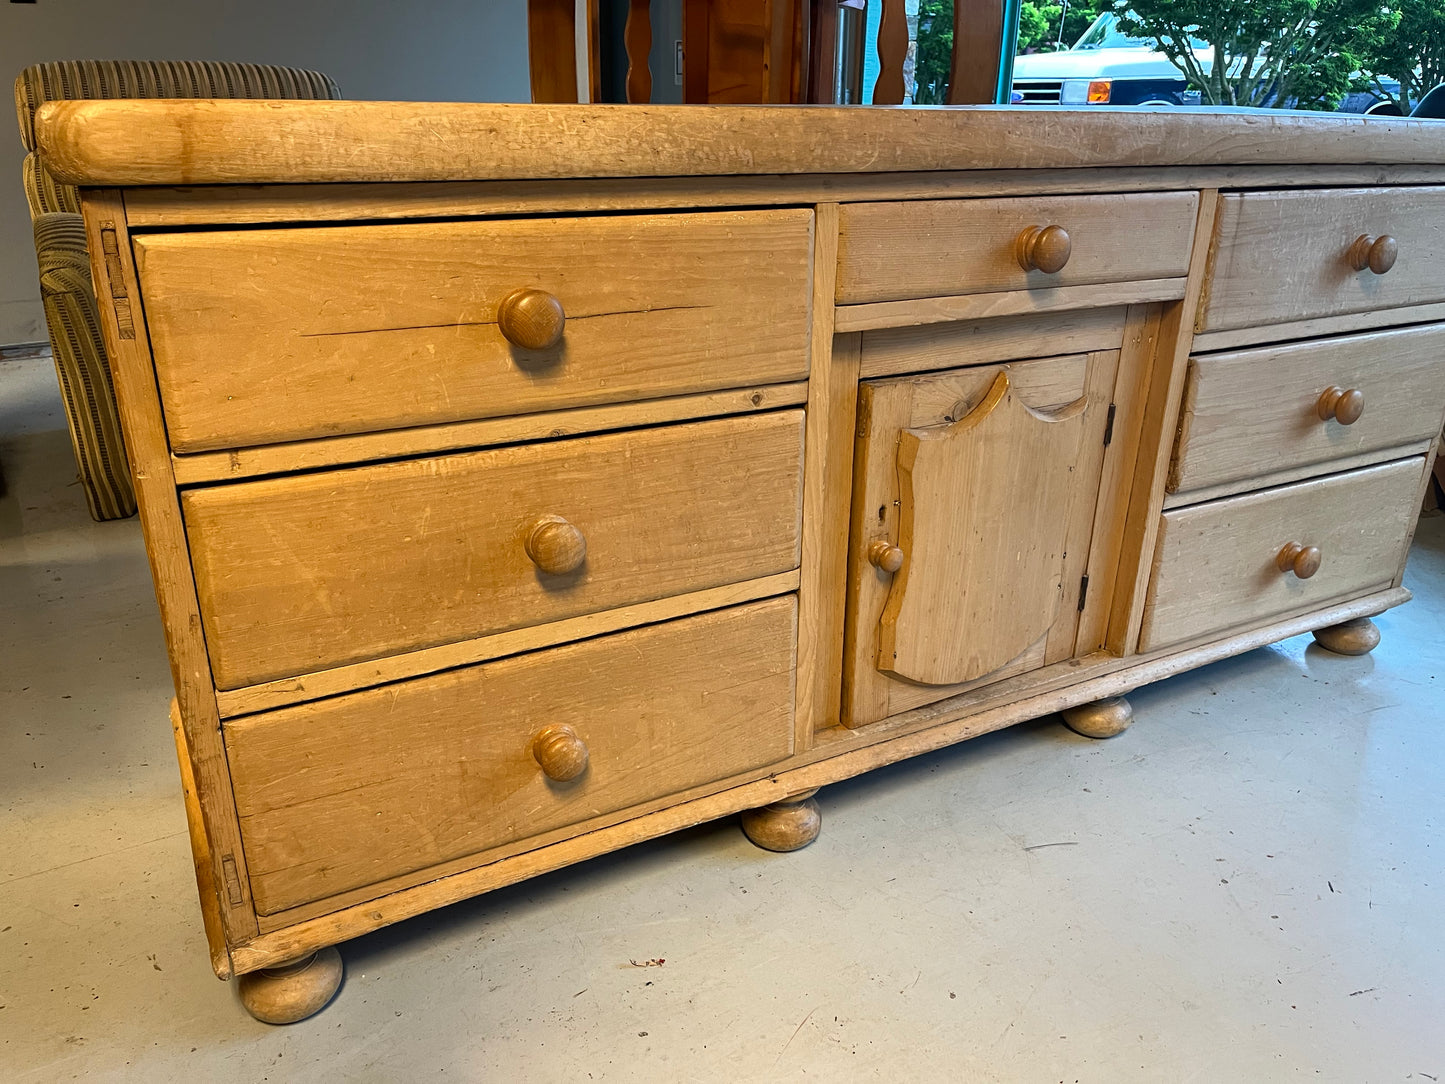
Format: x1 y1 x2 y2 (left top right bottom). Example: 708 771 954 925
114 299 135 340
99 224 137 339
221 854 245 906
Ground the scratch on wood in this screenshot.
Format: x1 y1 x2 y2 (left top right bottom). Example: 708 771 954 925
774 1005 819 1067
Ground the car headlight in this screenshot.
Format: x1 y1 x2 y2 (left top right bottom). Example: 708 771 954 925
1061 78 1112 104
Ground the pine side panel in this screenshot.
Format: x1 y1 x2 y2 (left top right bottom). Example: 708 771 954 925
1107 189 1221 655
1075 304 1162 653
77 189 260 959
796 203 856 744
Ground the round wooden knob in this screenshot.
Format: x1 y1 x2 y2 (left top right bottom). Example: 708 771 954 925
867 540 904 573
526 515 586 575
1346 234 1397 275
497 287 565 350
532 723 588 782
1316 386 1365 425
1016 224 1072 274
1276 542 1322 579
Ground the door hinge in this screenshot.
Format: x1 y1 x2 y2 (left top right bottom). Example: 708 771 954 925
1077 573 1090 612
1102 402 1117 447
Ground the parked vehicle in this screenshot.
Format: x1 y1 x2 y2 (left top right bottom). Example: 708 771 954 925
1340 80 1406 115
1011 11 1400 114
1011 13 1204 107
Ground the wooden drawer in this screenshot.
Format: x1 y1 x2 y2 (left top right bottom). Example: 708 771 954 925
835 192 1198 304
1171 323 1445 497
184 410 804 689
1139 458 1423 652
225 597 797 915
133 209 813 452
1199 187 1445 333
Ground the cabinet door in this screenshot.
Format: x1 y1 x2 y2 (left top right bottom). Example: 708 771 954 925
844 351 1119 727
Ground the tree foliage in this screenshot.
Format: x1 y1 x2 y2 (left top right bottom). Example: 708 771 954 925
1017 1 1110 53
920 0 1440 114
1017 3 1054 53
913 0 955 104
1114 0 1399 110
1362 0 1445 111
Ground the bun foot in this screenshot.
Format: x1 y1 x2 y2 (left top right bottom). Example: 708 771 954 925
237 946 343 1024
741 789 821 852
1313 617 1380 656
1062 695 1133 739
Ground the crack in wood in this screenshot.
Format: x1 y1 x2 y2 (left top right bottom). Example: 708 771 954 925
296 304 709 338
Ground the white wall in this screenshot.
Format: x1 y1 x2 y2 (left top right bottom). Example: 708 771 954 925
2 0 530 345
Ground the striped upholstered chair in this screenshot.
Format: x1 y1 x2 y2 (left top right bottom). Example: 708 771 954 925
15 60 342 520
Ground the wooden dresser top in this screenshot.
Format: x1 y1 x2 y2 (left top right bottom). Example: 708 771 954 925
34 101 1445 187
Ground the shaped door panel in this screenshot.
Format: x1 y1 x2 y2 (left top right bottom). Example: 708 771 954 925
879 370 1091 685
844 351 1119 727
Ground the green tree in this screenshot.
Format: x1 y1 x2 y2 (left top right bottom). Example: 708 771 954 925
1018 0 1110 53
1017 3 1055 53
913 0 955 104
1114 0 1399 109
1360 0 1445 112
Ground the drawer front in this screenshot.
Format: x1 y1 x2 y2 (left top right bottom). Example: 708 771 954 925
226 598 798 915
1139 459 1423 652
1199 187 1445 333
184 411 804 689
134 209 814 452
1171 323 1445 497
835 191 1198 305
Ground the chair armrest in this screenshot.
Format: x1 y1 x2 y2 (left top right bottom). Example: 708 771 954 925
31 209 138 520
33 211 95 294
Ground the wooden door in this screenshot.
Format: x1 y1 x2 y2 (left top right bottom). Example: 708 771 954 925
844 351 1119 727
683 0 810 103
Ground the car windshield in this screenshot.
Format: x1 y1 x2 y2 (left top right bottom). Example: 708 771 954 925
1073 12 1207 51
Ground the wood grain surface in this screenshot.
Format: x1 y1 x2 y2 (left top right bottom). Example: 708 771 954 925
836 191 1198 303
879 372 1091 685
843 351 1116 726
858 307 1126 379
1172 322 1445 496
1199 187 1445 332
228 585 1410 972
184 411 803 689
37 101 1445 185
1139 457 1424 651
117 166 1445 230
226 598 797 914
79 191 261 951
135 209 812 451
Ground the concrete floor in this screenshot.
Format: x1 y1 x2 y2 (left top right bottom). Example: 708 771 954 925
2 351 1443 1082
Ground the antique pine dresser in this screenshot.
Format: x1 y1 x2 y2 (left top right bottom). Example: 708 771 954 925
34 101 1445 1022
